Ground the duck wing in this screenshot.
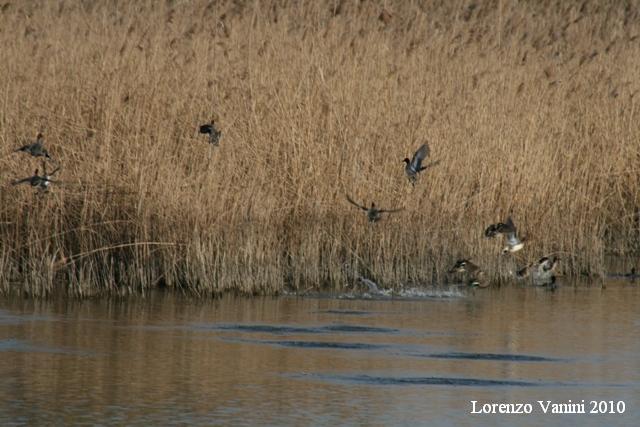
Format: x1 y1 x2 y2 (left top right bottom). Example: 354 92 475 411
503 216 517 233
484 223 502 237
11 177 33 186
199 124 213 134
346 195 367 211
410 143 429 171
14 143 33 152
378 208 403 214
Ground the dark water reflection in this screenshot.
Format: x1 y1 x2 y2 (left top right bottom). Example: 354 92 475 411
0 282 639 426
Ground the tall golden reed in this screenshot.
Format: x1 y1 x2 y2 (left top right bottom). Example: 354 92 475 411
0 1 638 296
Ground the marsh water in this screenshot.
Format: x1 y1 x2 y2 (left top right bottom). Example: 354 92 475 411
1 281 639 426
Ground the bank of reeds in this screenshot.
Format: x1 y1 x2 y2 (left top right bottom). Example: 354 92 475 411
0 0 639 296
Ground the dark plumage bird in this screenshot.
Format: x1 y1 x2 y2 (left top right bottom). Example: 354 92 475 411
484 216 524 254
199 121 221 146
403 143 437 185
11 161 60 192
449 259 487 288
346 195 402 223
15 133 51 159
516 256 559 285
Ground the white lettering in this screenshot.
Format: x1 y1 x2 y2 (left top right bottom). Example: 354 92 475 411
538 400 551 414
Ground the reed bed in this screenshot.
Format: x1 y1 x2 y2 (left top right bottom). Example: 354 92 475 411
0 0 639 297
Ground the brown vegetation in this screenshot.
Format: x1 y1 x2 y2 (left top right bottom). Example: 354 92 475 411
0 0 639 297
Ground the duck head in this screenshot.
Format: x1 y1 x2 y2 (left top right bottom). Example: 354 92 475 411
449 259 469 273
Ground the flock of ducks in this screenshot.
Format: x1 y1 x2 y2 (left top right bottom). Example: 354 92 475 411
343 143 560 290
9 127 558 290
445 215 558 289
10 122 223 193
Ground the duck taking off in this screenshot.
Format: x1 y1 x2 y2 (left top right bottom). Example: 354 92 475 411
11 162 60 192
199 121 221 146
484 216 524 254
15 133 51 160
403 143 437 186
449 259 488 288
346 195 402 223
516 256 559 286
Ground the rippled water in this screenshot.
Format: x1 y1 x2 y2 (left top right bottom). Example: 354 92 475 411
0 281 639 426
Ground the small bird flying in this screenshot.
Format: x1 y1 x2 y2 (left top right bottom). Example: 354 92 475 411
484 216 524 254
346 195 402 223
199 121 222 146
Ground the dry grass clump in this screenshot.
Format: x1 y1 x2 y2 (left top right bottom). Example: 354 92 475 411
0 0 639 297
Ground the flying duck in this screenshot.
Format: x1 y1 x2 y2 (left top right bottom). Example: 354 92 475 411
199 121 222 146
484 216 525 254
11 161 60 192
346 195 402 222
15 133 51 160
403 143 437 185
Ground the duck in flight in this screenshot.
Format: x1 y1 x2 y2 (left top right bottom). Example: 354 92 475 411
484 216 525 254
403 143 438 186
346 195 402 223
199 120 222 146
11 161 60 192
15 133 52 160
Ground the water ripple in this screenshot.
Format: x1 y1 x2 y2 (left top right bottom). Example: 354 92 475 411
418 351 565 362
208 323 398 335
262 340 387 350
0 338 93 356
302 373 546 387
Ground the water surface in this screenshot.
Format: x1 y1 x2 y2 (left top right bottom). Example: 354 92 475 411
0 282 638 426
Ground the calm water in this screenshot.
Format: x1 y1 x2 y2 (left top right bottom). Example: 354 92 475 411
1 282 639 426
